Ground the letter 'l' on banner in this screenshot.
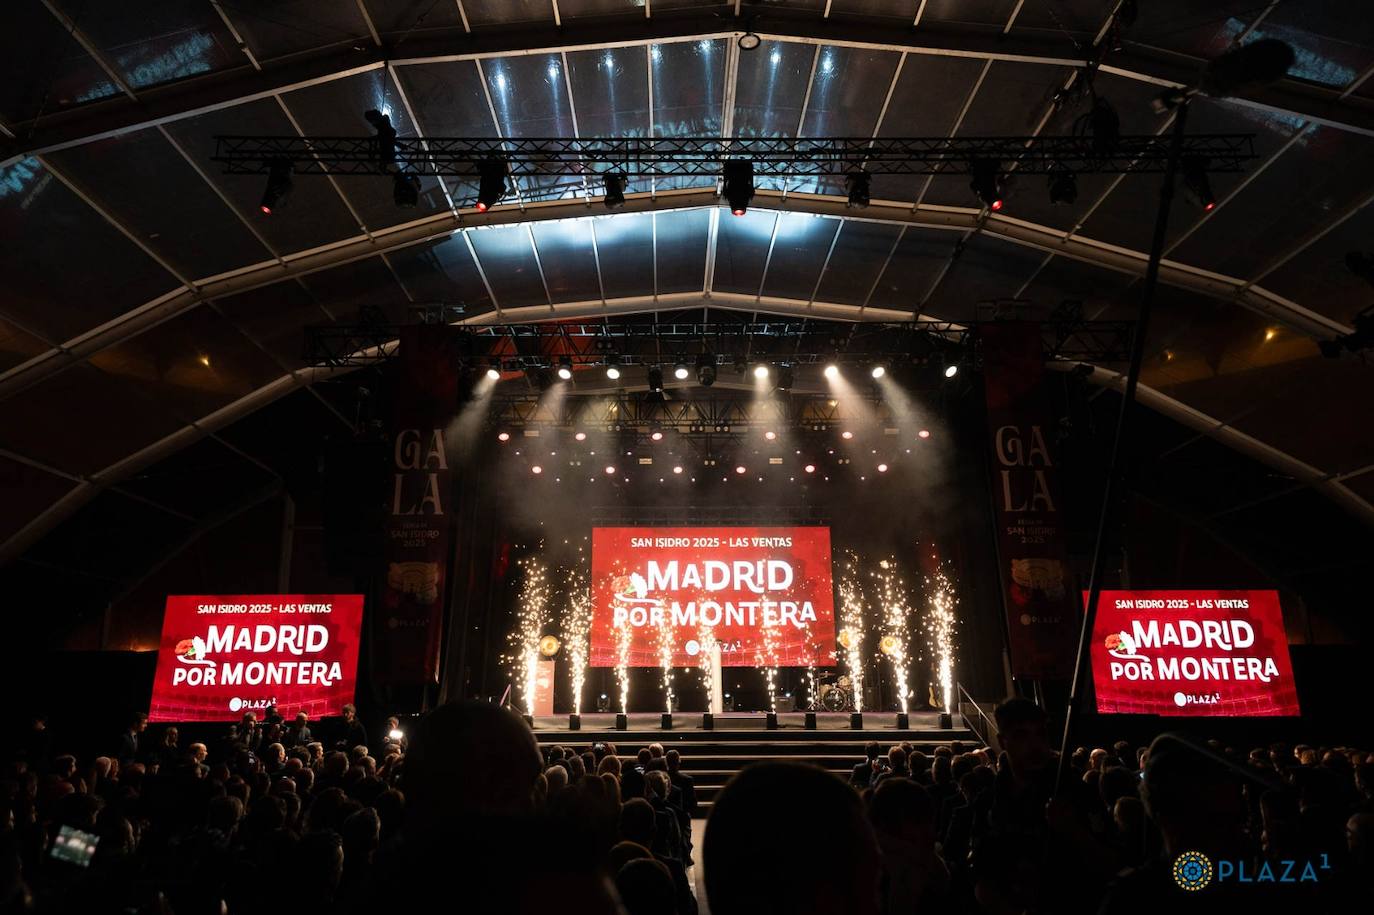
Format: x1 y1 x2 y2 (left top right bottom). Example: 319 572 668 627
980 322 1078 680
375 325 462 686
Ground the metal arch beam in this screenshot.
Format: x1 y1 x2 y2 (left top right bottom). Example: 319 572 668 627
7 11 1374 167
4 292 1370 566
0 187 1353 404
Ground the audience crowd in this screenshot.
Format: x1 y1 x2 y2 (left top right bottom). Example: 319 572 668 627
1 697 1371 914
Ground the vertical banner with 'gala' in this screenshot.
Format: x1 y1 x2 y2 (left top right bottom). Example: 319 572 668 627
981 322 1078 679
376 325 461 686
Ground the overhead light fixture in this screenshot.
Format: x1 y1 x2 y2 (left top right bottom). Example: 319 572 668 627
723 159 755 216
870 364 887 379
845 172 871 209
968 159 1004 211
605 357 622 381
776 364 794 390
393 172 421 208
364 109 397 170
737 32 761 51
696 353 717 387
497 432 511 442
485 359 502 381
823 364 840 380
1048 170 1077 205
753 364 770 380
673 361 690 380
1181 157 1216 211
260 158 294 214
647 365 664 392
475 157 509 212
944 363 959 378
603 173 627 210
557 357 573 380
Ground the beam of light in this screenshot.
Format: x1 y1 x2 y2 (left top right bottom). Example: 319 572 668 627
446 373 498 461
923 565 959 715
562 566 593 716
655 608 676 713
697 625 717 706
507 557 549 716
873 557 913 715
837 553 866 712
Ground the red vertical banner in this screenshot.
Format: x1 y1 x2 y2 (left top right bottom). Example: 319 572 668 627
375 325 461 686
981 322 1078 679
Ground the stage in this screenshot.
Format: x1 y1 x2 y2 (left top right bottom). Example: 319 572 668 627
528 710 956 733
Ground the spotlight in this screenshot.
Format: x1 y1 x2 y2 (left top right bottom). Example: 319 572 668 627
475 157 508 212
673 465 683 474
1181 157 1216 211
723 159 755 216
737 32 761 51
603 173 626 210
944 363 959 378
532 465 543 474
1047 170 1077 205
259 158 294 214
364 109 397 170
764 431 777 441
805 464 816 473
753 364 770 380
845 172 871 209
917 429 931 439
776 364 794 390
497 432 511 442
605 466 616 475
485 362 502 381
696 353 717 387
877 463 888 473
392 172 421 208
557 357 573 381
647 365 664 392
841 431 854 440
968 159 1004 211
574 431 587 441
823 364 840 380
605 356 622 381
870 364 886 379
674 362 690 380
735 465 747 475
650 430 664 442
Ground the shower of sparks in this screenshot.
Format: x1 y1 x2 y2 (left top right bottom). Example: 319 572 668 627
655 609 675 713
697 625 717 706
614 614 632 715
837 554 866 712
509 558 549 716
924 566 958 714
805 664 817 710
755 622 781 713
874 557 913 715
562 567 594 716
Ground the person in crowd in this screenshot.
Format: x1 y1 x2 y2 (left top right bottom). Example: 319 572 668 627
851 741 882 788
868 777 950 915
338 703 367 751
156 725 180 771
665 750 696 818
116 712 146 766
620 798 697 915
284 712 312 748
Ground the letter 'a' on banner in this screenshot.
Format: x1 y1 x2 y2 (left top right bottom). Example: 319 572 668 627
375 325 462 686
980 322 1078 679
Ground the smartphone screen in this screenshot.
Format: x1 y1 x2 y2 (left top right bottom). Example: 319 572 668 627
50 826 99 867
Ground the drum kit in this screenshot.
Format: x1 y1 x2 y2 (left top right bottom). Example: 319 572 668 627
816 673 854 712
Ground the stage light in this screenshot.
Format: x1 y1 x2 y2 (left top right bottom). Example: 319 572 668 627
603 173 627 209
823 364 840 379
841 431 854 440
259 158 294 214
753 364 769 380
1048 170 1077 205
776 364 794 390
870 364 886 379
486 365 501 381
574 431 587 441
696 353 717 386
475 157 508 212
532 465 543 474
605 357 622 381
877 463 888 473
845 171 871 209
393 172 421 208
364 108 397 169
557 365 573 382
1181 157 1216 211
538 634 560 657
944 364 959 378
1264 327 1278 342
674 362 690 380
805 464 816 473
738 32 761 51
764 431 776 441
735 465 746 474
918 429 931 439
673 465 683 474
605 465 616 475
723 159 755 216
968 159 1004 211
647 365 664 392
497 432 511 442
650 430 664 442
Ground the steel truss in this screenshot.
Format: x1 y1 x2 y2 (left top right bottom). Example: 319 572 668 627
303 318 1133 368
216 134 1256 178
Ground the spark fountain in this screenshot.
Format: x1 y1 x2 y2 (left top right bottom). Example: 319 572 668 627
510 558 549 718
924 566 958 715
561 567 593 716
837 555 867 715
874 558 913 715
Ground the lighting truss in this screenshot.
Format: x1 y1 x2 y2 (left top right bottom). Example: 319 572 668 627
216 134 1256 179
489 392 880 433
303 319 1134 368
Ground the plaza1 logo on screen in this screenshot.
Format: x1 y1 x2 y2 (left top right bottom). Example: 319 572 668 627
148 595 364 722
589 527 836 667
1089 590 1299 716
